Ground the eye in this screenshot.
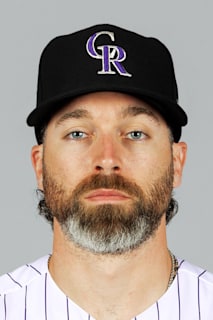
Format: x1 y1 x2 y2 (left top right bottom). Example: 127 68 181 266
67 131 87 140
126 131 146 140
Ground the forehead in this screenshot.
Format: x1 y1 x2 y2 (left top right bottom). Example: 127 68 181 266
50 91 166 125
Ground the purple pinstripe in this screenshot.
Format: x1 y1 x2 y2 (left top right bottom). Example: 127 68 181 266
198 269 207 320
24 286 27 320
45 273 48 320
6 273 22 288
26 264 42 275
177 260 185 320
66 297 70 320
156 301 160 320
4 294 6 320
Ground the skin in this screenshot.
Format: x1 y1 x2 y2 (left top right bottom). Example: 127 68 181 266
31 92 187 320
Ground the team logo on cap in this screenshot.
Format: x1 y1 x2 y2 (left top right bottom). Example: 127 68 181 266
86 31 132 77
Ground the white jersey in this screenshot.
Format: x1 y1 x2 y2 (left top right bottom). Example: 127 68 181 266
0 255 213 319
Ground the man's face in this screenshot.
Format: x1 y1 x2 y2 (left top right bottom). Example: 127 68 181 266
32 92 186 254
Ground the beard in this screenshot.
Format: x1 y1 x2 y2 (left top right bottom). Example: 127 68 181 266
42 162 174 255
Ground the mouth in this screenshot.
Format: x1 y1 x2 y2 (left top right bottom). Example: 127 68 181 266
83 188 132 204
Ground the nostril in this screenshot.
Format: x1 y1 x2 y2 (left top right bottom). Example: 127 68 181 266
95 165 103 171
94 165 120 173
113 166 120 171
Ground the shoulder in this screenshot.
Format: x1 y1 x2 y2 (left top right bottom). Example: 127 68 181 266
177 258 213 304
178 258 213 286
0 255 49 296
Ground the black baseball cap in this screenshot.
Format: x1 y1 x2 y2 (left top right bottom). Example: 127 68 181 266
26 24 188 143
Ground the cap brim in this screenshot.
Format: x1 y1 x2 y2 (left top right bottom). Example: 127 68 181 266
27 85 187 127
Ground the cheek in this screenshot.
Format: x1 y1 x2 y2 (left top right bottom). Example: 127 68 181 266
43 148 87 189
124 145 172 181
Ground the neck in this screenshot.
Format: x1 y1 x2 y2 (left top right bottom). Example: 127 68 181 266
49 218 171 320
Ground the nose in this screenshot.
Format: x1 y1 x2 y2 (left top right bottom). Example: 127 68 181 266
93 134 122 175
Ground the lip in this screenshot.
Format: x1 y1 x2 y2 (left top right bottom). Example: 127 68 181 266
84 189 131 203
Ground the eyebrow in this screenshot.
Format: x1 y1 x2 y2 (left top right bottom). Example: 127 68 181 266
55 108 92 127
121 105 160 124
55 104 160 127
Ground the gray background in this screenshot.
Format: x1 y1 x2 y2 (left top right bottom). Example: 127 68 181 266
0 0 212 275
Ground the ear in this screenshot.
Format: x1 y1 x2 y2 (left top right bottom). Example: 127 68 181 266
31 144 44 190
172 142 187 188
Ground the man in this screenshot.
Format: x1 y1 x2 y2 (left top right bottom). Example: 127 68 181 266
0 24 212 319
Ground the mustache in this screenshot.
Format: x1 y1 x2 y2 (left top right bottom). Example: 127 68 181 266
71 174 143 198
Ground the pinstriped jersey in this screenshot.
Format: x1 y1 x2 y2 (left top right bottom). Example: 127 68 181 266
0 255 213 319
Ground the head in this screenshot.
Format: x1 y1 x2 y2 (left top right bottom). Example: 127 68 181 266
27 24 187 255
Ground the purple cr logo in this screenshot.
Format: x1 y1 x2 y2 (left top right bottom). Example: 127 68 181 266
86 31 132 77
